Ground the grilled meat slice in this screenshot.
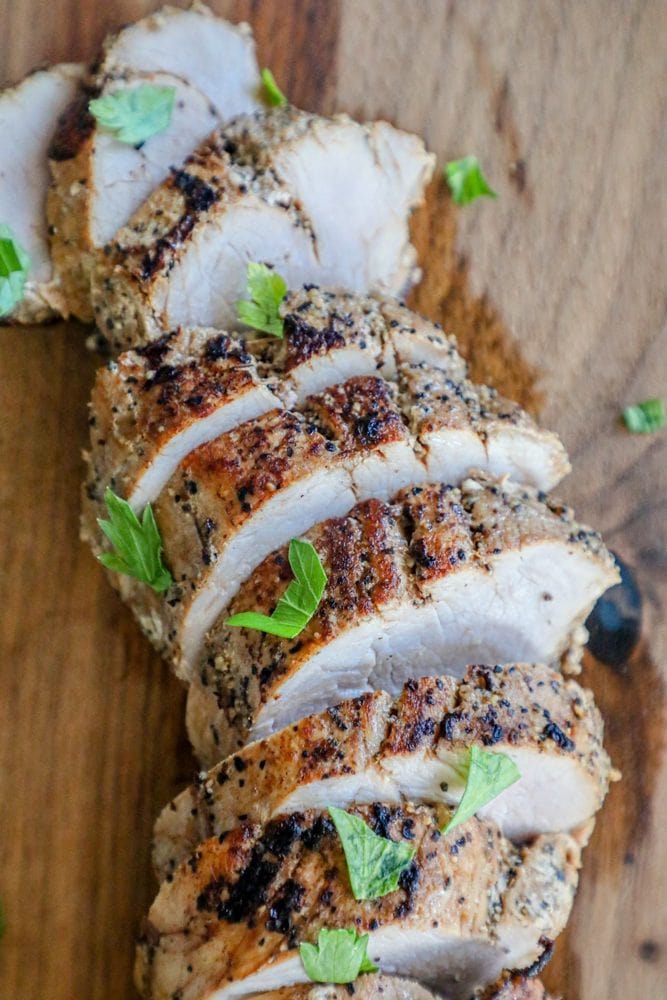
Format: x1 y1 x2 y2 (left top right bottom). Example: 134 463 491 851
48 6 260 321
249 979 442 999
153 663 609 879
136 804 581 1000
83 290 568 525
186 476 618 760
397 361 567 491
84 329 277 514
85 367 575 679
0 64 83 323
90 107 435 349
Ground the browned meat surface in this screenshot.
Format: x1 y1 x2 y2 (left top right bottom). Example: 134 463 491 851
136 804 581 1000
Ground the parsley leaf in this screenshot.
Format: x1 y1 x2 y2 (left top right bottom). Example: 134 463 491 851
89 85 176 146
236 262 287 337
300 928 377 984
226 538 326 638
261 67 288 107
623 398 665 434
97 488 172 593
443 746 520 835
0 224 30 318
329 807 415 900
0 898 5 940
444 156 497 205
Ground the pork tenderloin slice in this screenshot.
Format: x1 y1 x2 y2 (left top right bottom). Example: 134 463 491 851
47 8 261 322
85 287 564 530
154 663 609 878
267 288 466 404
398 362 569 492
94 3 260 115
125 405 358 677
187 475 618 760
247 977 441 999
136 804 580 1000
82 328 277 518
48 72 224 322
91 108 435 349
0 64 84 323
100 376 423 676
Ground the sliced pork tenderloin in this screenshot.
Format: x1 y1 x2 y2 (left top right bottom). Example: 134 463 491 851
85 368 575 678
250 978 551 1000
83 329 278 517
83 290 568 532
90 107 435 350
104 376 419 674
153 662 609 878
186 477 618 760
249 978 442 999
48 7 260 321
0 64 83 323
136 804 581 1000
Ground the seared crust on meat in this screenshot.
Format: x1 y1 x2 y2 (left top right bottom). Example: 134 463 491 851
47 6 261 321
47 88 100 320
248 978 442 999
153 663 610 879
135 804 580 1000
81 328 277 520
187 474 618 760
83 296 574 679
90 107 435 349
82 289 568 558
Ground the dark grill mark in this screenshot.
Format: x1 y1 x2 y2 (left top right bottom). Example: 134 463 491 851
542 721 575 751
48 91 95 161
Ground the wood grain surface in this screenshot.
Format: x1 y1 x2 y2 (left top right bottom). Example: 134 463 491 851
0 2 665 998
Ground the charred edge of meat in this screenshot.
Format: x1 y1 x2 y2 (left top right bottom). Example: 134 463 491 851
48 89 97 161
136 169 220 282
516 937 554 978
282 313 347 368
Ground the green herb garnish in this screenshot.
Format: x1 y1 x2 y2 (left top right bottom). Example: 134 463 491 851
97 488 172 592
0 224 30 318
444 155 497 205
89 85 176 145
623 399 666 434
226 538 326 638
300 928 377 984
236 261 287 337
443 746 520 835
261 67 288 107
329 807 415 901
0 898 5 940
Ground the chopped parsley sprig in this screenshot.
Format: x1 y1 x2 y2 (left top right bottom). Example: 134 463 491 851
89 84 176 146
444 155 497 205
300 927 377 984
261 67 288 107
623 399 665 434
0 224 30 317
226 537 326 638
236 261 287 337
443 745 520 834
97 488 172 593
329 807 415 901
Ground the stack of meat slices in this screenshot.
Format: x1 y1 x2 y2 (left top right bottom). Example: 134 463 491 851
83 286 617 996
0 3 618 995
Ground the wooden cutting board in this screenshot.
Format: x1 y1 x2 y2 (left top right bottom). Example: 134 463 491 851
0 2 665 997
